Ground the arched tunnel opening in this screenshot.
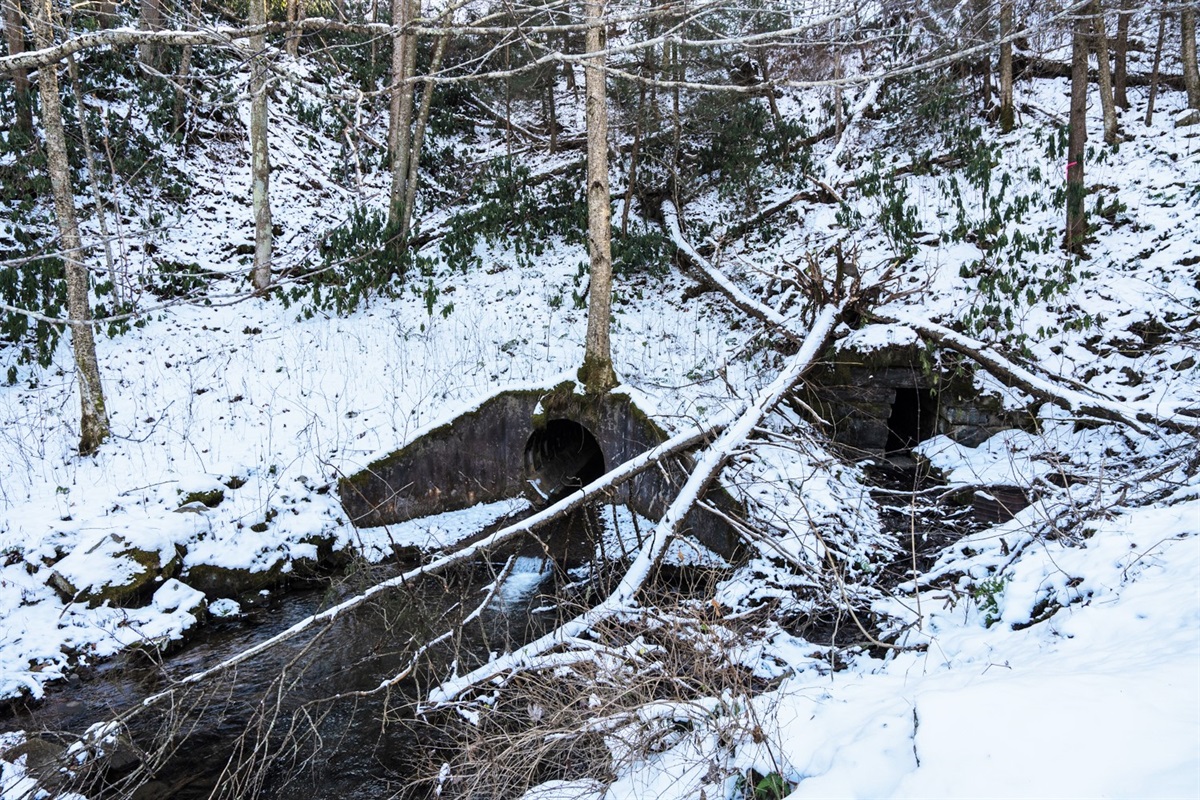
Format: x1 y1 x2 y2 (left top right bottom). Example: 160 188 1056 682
885 386 938 455
524 419 606 505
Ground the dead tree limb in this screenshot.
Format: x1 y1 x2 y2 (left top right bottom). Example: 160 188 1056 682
427 303 847 705
110 414 733 725
880 313 1199 435
662 200 801 343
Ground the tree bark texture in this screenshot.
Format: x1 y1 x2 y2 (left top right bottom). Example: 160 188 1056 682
1091 1 1119 144
1065 12 1088 254
387 0 417 232
173 0 202 138
1145 11 1166 126
137 0 162 68
998 0 1014 132
1184 6 1200 109
1112 0 1130 108
286 0 299 57
3 0 32 137
249 0 273 292
400 31 448 240
580 0 617 394
30 0 111 455
67 53 117 299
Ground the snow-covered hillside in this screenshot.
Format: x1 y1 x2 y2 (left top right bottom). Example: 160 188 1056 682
1 20 1198 798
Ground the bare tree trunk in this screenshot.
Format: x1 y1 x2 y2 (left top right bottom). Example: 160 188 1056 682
546 81 558 154
67 53 118 303
30 0 110 455
833 21 844 137
758 53 782 126
1145 11 1166 126
138 0 162 68
399 31 448 240
670 39 681 206
3 0 32 137
249 0 273 292
173 0 202 139
999 0 1014 131
1183 5 1200 109
286 0 299 57
1112 0 1131 108
387 0 417 232
1092 0 1119 144
504 43 513 159
621 80 646 236
1065 12 1089 254
580 0 617 394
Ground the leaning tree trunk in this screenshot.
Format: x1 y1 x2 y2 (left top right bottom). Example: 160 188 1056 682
387 0 417 234
1184 6 1200 110
399 31 449 240
1113 0 1130 108
1092 0 1119 144
579 0 617 394
1065 11 1089 254
1145 11 1166 126
67 53 117 300
249 0 272 292
3 0 32 137
30 0 110 455
999 0 1014 131
173 0 202 140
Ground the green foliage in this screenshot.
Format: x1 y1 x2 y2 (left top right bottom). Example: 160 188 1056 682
754 772 790 800
440 159 586 273
144 261 212 300
951 130 1095 346
0 247 66 368
664 98 811 217
972 575 1008 628
853 154 921 260
284 205 431 317
612 224 671 279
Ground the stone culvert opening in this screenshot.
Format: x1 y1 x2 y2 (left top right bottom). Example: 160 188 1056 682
885 386 938 454
524 419 606 505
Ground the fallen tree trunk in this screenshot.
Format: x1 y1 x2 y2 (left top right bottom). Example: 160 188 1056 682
1013 53 1188 91
113 413 734 724
662 200 800 343
427 303 846 705
879 313 1200 435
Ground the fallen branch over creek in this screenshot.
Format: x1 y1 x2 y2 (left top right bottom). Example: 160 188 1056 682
427 302 846 705
111 413 733 725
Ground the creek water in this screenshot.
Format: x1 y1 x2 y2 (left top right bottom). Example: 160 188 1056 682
1 556 562 800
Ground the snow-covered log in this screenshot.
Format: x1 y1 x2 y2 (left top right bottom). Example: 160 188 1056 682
883 312 1200 435
427 303 845 705
661 200 801 342
114 413 734 723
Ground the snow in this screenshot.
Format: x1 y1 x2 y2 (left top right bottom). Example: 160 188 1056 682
2 19 1200 800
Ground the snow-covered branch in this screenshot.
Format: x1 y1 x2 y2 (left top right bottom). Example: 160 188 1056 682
883 312 1200 435
427 302 846 705
113 413 733 724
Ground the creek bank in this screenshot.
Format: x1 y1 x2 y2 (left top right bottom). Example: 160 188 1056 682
0 548 584 800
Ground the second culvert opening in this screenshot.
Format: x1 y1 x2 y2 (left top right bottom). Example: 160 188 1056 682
524 419 606 504
885 386 938 455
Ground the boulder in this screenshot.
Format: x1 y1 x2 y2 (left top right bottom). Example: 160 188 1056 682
48 534 181 607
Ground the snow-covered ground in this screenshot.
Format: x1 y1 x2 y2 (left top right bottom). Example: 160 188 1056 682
2 44 1198 799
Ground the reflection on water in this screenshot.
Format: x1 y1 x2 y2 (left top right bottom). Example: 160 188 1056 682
1 558 562 800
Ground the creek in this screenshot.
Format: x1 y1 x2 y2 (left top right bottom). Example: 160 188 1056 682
1 551 564 800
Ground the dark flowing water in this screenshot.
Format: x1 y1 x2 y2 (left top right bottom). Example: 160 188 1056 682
1 556 562 800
